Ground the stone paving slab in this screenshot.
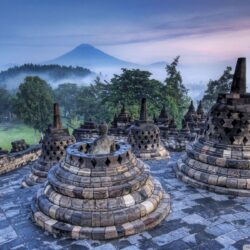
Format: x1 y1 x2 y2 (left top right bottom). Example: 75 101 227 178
0 152 250 249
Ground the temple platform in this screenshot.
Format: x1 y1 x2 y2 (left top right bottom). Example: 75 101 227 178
1 153 250 249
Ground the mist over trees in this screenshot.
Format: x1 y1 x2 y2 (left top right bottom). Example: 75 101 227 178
0 64 93 89
53 58 191 126
0 57 234 133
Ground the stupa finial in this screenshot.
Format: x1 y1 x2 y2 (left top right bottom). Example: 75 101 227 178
139 97 147 121
121 103 125 113
53 103 62 129
231 57 246 94
188 100 195 113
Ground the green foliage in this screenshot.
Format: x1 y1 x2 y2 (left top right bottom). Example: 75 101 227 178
101 69 163 119
50 66 191 126
202 66 233 112
76 77 115 122
0 87 14 119
14 76 54 132
54 83 78 119
1 62 196 130
164 56 190 126
0 122 38 150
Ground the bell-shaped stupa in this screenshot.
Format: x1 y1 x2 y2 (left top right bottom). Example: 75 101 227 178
31 123 171 239
176 58 250 196
155 105 171 127
196 101 206 134
128 98 169 159
73 120 98 142
109 104 133 139
21 103 75 187
183 101 199 132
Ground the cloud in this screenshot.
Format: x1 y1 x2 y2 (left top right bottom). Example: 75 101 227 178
100 27 250 64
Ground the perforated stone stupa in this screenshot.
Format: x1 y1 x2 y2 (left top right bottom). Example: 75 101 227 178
153 107 182 151
73 120 98 142
163 120 189 151
128 98 169 159
31 123 171 240
154 105 171 138
196 101 206 134
182 100 206 136
109 104 133 138
154 105 171 127
21 103 75 187
172 100 206 150
10 139 29 153
176 58 250 196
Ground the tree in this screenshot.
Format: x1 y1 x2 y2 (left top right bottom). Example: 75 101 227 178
15 76 54 132
0 87 14 121
75 68 190 124
54 83 78 119
102 69 163 119
76 77 114 122
202 66 233 112
164 56 190 126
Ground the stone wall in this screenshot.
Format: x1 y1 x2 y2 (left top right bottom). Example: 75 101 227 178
0 145 41 175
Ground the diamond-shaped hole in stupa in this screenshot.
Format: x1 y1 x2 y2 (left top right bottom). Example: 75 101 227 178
21 103 75 187
31 123 171 240
176 57 250 196
128 98 169 160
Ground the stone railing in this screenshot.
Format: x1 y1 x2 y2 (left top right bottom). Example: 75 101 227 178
0 145 42 175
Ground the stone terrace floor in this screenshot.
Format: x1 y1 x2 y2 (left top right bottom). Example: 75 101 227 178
1 152 250 250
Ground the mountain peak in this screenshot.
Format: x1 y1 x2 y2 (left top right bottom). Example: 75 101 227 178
48 43 136 68
74 44 95 50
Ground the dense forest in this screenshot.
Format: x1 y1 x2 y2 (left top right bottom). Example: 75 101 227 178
0 57 233 133
0 64 93 89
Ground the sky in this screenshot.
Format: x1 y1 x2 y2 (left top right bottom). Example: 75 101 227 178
0 0 250 98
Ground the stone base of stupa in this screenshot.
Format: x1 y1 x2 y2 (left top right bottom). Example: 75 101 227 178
31 140 171 240
163 138 189 151
21 161 54 187
176 140 250 196
21 134 75 188
31 178 171 240
133 144 170 160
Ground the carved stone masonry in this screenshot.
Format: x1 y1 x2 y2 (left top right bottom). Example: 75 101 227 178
73 120 98 141
109 104 133 139
31 125 171 239
21 103 75 187
176 58 250 196
128 98 169 159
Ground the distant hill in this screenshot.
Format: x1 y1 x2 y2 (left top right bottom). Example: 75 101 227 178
0 64 94 89
47 44 137 68
0 44 169 88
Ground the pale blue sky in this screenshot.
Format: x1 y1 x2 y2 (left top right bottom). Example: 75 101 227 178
0 0 250 97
